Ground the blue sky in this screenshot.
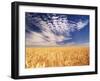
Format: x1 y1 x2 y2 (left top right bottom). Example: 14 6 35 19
25 12 89 46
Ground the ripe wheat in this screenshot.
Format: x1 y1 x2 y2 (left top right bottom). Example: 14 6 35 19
25 46 89 68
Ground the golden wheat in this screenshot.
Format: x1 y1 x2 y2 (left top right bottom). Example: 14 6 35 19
25 46 89 68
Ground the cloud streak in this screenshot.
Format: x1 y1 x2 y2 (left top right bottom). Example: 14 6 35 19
26 13 89 46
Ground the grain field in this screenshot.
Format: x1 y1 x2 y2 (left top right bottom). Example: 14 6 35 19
25 46 89 68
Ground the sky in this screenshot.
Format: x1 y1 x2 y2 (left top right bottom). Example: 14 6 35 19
25 12 89 46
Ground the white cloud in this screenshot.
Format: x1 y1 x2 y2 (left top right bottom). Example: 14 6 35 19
26 14 89 46
76 20 88 30
26 31 65 46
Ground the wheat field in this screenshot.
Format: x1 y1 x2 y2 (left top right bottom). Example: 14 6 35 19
25 46 89 68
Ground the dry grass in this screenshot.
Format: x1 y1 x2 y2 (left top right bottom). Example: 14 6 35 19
25 46 89 68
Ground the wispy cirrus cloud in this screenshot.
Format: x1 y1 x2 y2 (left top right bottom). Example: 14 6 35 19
76 20 89 30
26 13 89 46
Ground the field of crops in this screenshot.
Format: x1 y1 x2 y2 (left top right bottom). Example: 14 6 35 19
25 46 89 68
